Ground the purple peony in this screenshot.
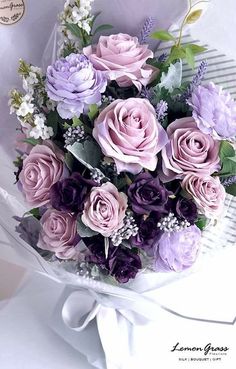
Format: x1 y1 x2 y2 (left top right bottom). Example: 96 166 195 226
128 173 171 215
46 53 107 119
155 225 201 272
50 173 96 214
132 213 162 254
85 236 142 283
175 197 198 225
188 82 236 139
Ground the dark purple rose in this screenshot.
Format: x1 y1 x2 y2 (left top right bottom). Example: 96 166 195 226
132 213 162 254
50 173 96 214
175 197 198 225
128 173 171 215
108 247 142 283
85 236 142 283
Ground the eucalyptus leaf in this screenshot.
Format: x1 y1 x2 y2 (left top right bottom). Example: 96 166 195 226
195 216 208 230
151 30 175 41
64 152 74 171
67 140 102 170
77 218 99 238
185 9 203 24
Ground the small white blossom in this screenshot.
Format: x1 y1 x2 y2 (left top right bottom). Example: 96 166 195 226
16 100 34 117
159 60 183 93
34 113 46 128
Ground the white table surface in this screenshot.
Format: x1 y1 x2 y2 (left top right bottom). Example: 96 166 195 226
0 0 236 368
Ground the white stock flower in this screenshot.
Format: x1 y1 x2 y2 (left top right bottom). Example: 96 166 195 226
16 100 34 117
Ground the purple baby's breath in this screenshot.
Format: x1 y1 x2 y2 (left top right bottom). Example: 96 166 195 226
156 100 168 121
138 17 155 44
179 60 208 102
221 176 236 187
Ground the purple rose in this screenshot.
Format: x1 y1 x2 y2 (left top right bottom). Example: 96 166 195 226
82 182 128 237
50 173 96 214
108 247 142 283
93 98 168 174
155 225 201 272
132 213 162 254
188 82 236 139
19 141 64 207
182 173 226 217
85 236 142 283
38 209 80 260
161 117 220 182
46 53 107 119
175 197 198 225
128 173 171 215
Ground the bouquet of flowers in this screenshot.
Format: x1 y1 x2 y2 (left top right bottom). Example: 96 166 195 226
9 0 236 285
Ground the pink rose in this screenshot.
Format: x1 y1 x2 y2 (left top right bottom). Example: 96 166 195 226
38 209 79 260
182 174 226 217
19 141 64 207
81 182 127 237
83 33 158 90
161 117 220 182
93 98 168 174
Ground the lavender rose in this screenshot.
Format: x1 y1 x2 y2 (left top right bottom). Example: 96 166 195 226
182 174 226 217
161 117 220 182
128 173 171 215
84 33 158 91
50 173 96 214
188 82 236 139
46 53 107 119
155 225 201 272
38 209 80 260
82 182 128 237
19 141 64 207
93 98 168 174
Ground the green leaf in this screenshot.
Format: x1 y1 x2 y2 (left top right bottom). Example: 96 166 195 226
151 30 175 41
77 217 99 237
91 12 102 29
195 216 208 230
23 138 40 146
46 110 59 136
219 141 235 160
185 44 207 55
185 46 195 69
65 22 83 39
226 183 236 196
93 24 113 35
64 152 74 171
185 9 203 24
72 116 83 127
88 104 99 121
165 46 186 65
67 140 102 170
29 208 40 219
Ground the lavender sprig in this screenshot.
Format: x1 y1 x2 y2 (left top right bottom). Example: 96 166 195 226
157 53 168 63
156 100 168 122
221 176 236 187
138 17 155 44
140 86 154 101
179 60 208 102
